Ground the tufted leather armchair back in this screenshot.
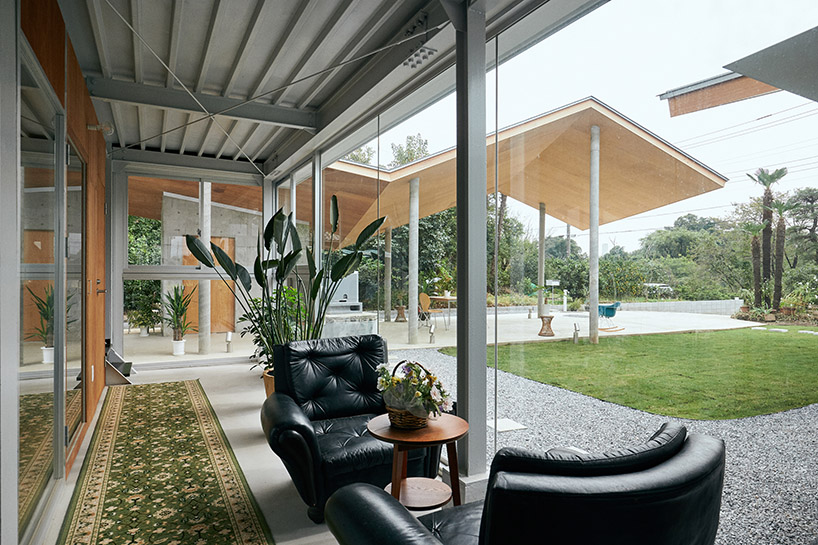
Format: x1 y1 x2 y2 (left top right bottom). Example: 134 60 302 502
273 335 387 421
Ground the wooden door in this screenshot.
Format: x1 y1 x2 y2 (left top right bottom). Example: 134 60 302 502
182 237 236 333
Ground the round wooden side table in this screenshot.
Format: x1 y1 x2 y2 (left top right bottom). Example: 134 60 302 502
367 413 469 510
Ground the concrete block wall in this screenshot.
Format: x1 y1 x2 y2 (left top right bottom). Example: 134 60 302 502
161 193 263 331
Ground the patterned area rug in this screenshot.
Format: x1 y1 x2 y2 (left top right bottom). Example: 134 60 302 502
58 380 274 545
19 389 82 533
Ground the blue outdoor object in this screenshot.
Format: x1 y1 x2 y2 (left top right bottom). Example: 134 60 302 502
598 301 620 318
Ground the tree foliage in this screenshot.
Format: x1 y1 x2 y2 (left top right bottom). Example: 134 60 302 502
343 145 376 165
389 134 429 168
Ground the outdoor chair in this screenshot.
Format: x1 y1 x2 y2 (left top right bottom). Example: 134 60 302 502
419 293 444 328
260 334 441 523
325 422 726 545
598 301 623 331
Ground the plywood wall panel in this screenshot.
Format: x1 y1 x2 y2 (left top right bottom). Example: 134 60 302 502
21 0 65 106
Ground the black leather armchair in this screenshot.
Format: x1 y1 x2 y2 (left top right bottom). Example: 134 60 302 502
325 422 726 544
260 334 440 523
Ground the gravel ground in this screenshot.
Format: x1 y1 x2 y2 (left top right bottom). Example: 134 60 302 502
392 348 818 545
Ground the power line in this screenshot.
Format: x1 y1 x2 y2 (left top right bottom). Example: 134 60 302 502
684 109 818 150
715 136 818 166
675 101 814 145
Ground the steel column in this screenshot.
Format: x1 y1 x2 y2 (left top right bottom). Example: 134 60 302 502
449 0 487 479
589 125 600 344
384 227 392 322
0 1 20 538
198 183 211 354
110 165 128 354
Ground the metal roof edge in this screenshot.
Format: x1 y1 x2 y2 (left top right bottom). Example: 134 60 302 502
658 72 743 100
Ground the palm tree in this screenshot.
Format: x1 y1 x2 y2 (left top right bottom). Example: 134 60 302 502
768 200 795 310
747 167 788 305
742 222 766 308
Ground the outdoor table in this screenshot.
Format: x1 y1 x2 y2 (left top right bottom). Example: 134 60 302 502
367 413 469 510
429 294 457 329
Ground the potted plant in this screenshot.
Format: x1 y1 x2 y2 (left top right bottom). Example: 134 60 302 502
26 285 55 364
162 285 197 355
185 195 384 394
25 285 77 363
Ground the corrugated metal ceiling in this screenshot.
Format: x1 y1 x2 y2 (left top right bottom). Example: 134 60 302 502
57 0 607 180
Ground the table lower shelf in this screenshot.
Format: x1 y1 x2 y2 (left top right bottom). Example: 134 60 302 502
385 477 452 510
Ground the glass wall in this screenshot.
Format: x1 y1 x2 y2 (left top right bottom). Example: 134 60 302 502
65 144 84 443
123 178 263 362
18 55 61 538
485 2 818 543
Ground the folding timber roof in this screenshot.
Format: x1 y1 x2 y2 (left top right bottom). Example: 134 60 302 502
338 97 727 245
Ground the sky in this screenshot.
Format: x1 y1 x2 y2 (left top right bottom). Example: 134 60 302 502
362 0 818 253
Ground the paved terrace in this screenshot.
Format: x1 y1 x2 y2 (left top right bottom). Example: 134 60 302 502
102 309 758 368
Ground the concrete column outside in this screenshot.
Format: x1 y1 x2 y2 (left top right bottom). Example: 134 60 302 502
566 224 571 258
384 227 392 322
198 182 211 354
408 178 419 343
538 202 546 317
589 125 600 344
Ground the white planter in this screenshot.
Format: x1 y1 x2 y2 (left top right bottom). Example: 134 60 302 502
171 339 186 356
41 346 54 364
139 328 150 337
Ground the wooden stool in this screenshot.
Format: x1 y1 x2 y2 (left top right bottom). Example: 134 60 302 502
538 315 555 337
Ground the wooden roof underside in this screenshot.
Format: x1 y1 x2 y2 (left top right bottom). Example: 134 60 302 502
338 98 726 245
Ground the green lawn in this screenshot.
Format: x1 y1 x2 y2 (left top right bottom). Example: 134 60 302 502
441 326 818 420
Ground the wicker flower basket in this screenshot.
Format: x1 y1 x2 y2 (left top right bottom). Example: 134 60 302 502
386 405 427 430
385 360 434 429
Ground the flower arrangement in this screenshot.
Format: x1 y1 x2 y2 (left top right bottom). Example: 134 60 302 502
377 361 452 420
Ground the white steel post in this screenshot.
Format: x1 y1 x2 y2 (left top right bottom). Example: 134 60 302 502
589 125 600 344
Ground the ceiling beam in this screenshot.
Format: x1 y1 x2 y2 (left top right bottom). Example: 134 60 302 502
86 78 317 130
111 147 264 184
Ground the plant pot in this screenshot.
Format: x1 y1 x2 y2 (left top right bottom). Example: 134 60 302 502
740 305 750 313
171 339 186 356
41 346 54 364
140 328 150 337
262 369 275 397
780 307 794 316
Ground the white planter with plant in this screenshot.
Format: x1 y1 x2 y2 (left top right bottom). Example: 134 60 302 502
185 195 384 387
26 284 75 364
162 285 196 356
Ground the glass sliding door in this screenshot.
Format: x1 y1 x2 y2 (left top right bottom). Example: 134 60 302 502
65 143 84 446
18 52 60 539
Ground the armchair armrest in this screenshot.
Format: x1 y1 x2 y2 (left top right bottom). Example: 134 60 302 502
326 483 441 545
260 393 322 506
